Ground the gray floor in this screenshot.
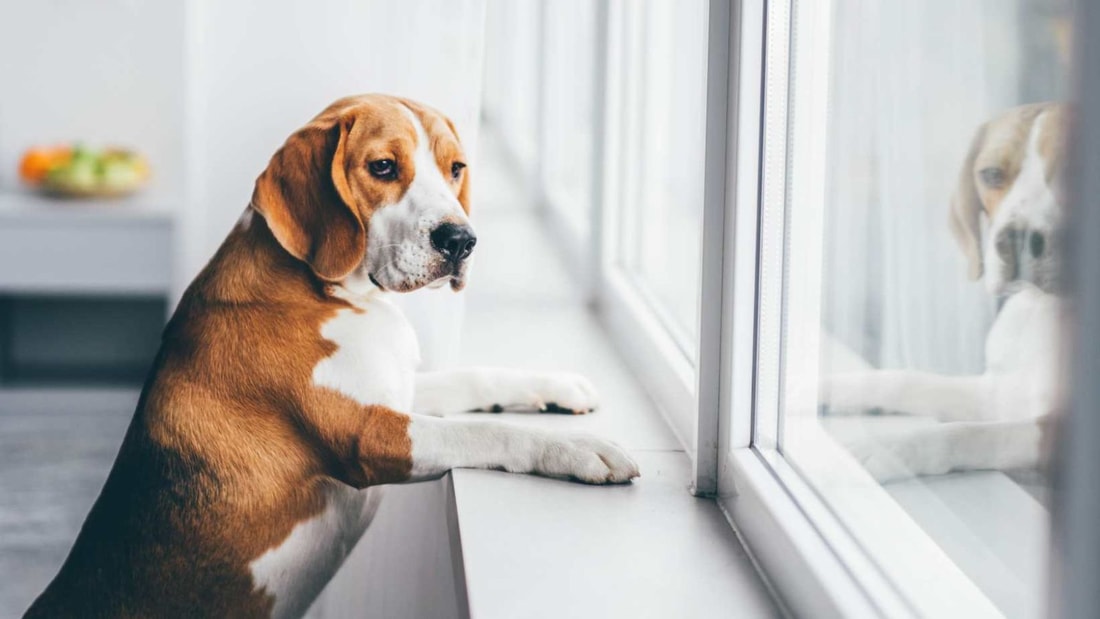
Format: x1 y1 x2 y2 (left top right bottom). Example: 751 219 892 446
0 389 138 615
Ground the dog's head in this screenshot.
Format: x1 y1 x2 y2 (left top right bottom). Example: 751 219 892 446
950 102 1067 296
251 94 475 293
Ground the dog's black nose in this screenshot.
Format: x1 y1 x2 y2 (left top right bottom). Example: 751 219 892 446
430 222 477 263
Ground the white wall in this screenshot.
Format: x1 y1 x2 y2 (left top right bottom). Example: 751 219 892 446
482 0 542 170
308 481 463 619
0 0 186 198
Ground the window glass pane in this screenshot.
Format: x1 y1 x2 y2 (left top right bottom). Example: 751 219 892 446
541 0 598 239
617 1 708 347
774 1 1073 615
482 0 542 169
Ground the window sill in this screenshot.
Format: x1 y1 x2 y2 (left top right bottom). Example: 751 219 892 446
448 449 777 619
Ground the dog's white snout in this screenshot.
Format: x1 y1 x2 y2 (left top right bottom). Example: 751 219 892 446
988 221 1063 296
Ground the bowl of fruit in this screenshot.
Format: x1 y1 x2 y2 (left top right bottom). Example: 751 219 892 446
19 145 150 198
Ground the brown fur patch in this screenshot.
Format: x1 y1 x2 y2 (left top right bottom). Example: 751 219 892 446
399 97 471 213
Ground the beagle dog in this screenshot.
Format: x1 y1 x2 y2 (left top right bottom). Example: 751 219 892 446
25 94 638 619
824 102 1068 481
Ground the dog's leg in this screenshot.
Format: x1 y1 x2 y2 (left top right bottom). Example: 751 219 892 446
403 415 637 483
413 367 598 416
822 370 1036 422
843 420 1045 482
327 402 637 486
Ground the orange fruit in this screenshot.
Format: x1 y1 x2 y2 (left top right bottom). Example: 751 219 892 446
19 146 71 184
19 149 52 183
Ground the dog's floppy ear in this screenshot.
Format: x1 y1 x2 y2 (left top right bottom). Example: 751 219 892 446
949 124 988 280
252 116 364 281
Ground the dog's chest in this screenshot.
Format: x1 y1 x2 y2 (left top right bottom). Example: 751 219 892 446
249 483 385 619
986 287 1061 374
312 293 420 410
249 295 417 617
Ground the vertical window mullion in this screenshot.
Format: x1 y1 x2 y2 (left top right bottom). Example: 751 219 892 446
752 0 793 451
692 0 736 496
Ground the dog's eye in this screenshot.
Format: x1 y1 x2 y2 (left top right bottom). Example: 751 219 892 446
451 162 466 181
979 167 1006 188
368 159 398 181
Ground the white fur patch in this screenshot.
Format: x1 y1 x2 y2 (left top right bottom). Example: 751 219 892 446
250 291 419 614
311 291 421 409
249 483 383 619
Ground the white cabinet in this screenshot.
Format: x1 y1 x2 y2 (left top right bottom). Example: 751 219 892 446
0 192 175 385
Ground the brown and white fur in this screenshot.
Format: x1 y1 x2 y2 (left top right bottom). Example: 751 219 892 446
24 94 639 619
823 102 1068 482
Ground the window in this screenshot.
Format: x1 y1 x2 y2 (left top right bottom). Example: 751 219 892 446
718 0 1075 616
482 0 542 177
539 0 599 243
599 0 711 445
612 0 709 347
483 1 1094 615
482 0 603 279
482 0 711 449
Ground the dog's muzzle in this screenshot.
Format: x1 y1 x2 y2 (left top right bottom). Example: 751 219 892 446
994 224 1062 294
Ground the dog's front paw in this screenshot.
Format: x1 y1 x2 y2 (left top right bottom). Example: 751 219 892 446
528 372 600 414
537 434 639 484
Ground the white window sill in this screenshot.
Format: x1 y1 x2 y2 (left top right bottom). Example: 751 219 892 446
449 450 776 619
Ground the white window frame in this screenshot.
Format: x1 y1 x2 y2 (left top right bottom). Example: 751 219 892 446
595 0 702 451
535 0 604 287
490 0 707 453
486 3 1093 615
481 1 700 446
702 1 1036 616
480 0 543 182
